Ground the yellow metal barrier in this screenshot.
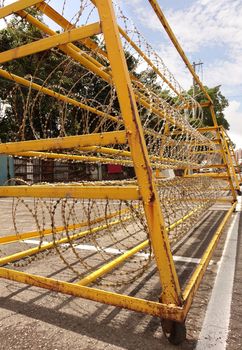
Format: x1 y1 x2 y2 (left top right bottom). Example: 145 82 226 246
0 0 238 345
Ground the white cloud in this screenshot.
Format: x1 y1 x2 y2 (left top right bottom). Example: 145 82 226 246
125 0 242 147
0 0 15 29
205 59 242 90
157 44 192 89
130 0 242 55
225 101 242 149
166 0 242 55
127 0 242 89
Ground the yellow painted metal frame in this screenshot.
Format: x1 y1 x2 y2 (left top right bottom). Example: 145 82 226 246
8 148 201 170
0 22 101 64
16 3 215 139
186 123 239 200
147 0 212 105
0 205 133 245
0 202 236 323
0 131 126 153
0 0 44 19
0 0 239 339
0 185 140 200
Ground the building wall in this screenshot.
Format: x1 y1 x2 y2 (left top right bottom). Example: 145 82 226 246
0 155 14 185
235 149 242 164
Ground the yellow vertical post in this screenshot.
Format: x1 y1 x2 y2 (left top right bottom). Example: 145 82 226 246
209 105 218 127
96 0 182 305
220 128 241 192
227 137 242 184
156 121 169 178
209 105 237 201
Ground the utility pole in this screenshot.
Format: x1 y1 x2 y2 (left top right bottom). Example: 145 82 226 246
192 61 203 100
192 61 203 119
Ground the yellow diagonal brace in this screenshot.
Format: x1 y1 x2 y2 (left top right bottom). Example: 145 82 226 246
0 131 126 153
0 22 101 64
17 9 111 82
0 68 119 124
31 3 212 141
0 67 175 144
0 0 43 19
147 0 213 105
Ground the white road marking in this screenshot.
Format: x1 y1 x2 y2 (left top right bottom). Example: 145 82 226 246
196 195 241 350
22 239 208 264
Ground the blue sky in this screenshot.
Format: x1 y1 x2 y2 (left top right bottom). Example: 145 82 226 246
121 0 242 148
1 0 242 148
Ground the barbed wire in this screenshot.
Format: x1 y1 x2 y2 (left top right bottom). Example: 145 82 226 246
0 0 229 287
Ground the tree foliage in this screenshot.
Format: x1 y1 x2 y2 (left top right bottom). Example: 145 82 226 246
188 85 229 130
0 13 230 144
0 12 119 142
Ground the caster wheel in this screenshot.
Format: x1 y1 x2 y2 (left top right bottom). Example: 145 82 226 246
236 189 242 196
161 319 186 345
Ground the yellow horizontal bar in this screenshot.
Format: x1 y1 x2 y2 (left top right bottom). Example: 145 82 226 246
193 164 227 169
197 126 219 132
179 101 211 110
0 0 43 19
9 150 133 166
168 197 233 203
0 217 132 266
0 185 140 200
11 149 200 169
80 146 130 157
168 203 206 231
0 205 132 245
76 202 212 286
79 146 199 167
0 22 101 64
16 8 103 69
18 8 111 83
0 131 126 153
77 240 149 286
0 267 184 320
191 150 222 154
184 173 228 179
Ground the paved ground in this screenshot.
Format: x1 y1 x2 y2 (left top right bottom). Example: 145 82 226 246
0 198 241 349
227 201 242 350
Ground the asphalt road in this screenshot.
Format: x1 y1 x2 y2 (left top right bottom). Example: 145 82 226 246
0 198 241 350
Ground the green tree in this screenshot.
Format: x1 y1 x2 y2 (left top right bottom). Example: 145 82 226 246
188 85 229 129
0 12 119 142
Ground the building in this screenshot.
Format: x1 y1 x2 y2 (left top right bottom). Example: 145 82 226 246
235 149 242 164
